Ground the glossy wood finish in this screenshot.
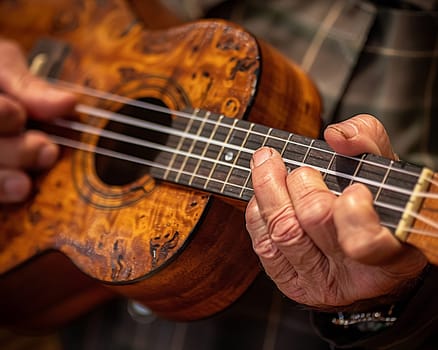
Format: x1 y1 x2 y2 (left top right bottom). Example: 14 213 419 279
126 0 183 29
0 0 322 329
406 172 438 265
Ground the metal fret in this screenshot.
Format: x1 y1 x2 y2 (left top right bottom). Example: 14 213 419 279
279 133 292 158
230 124 271 199
223 124 272 197
282 134 312 174
175 111 210 183
203 117 239 192
374 159 393 203
188 114 223 186
348 154 366 187
323 150 336 181
229 124 272 199
302 139 315 165
221 121 254 197
148 108 426 233
261 127 273 148
361 154 422 230
162 108 199 180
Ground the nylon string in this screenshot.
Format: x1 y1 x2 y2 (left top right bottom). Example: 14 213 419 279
46 80 438 238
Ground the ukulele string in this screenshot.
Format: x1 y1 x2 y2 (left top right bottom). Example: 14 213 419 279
50 133 438 239
48 113 438 238
50 78 429 180
379 221 438 238
67 103 438 200
46 80 438 237
49 79 438 200
53 112 420 199
330 188 438 236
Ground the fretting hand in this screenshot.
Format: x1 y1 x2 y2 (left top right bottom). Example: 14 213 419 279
245 114 428 310
0 39 76 203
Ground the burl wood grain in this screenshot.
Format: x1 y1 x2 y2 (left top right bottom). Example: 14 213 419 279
0 0 322 329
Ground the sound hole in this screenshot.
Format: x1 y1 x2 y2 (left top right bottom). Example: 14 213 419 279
95 97 171 186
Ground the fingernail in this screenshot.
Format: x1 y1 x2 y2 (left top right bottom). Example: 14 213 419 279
251 147 273 168
327 122 359 139
30 80 74 102
37 143 59 168
47 86 73 100
3 176 28 200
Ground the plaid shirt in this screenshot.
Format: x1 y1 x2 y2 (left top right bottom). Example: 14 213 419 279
165 0 438 169
5 1 437 350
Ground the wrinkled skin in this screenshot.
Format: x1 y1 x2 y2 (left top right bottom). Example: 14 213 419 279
0 39 76 202
245 115 428 310
0 38 428 311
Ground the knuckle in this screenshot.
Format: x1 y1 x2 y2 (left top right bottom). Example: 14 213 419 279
251 160 287 193
0 170 31 203
295 190 333 230
265 204 298 241
289 166 319 182
2 131 48 169
252 234 278 259
252 171 275 191
0 96 26 131
353 115 393 153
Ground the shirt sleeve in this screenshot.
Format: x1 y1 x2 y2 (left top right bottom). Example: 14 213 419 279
311 265 438 349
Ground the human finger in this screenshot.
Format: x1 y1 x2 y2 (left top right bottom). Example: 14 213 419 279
324 114 398 160
0 130 59 170
286 166 340 254
0 39 76 120
0 169 31 202
247 147 297 268
248 148 324 289
334 183 427 268
0 94 26 135
245 196 298 285
249 147 290 212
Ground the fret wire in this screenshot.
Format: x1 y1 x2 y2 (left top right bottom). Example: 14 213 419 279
77 104 423 180
282 135 293 175
54 116 424 198
302 139 315 165
374 159 393 203
55 135 256 195
323 150 336 181
238 123 262 198
187 112 222 186
279 133 292 158
348 154 366 187
163 108 198 179
234 126 271 198
220 120 253 195
189 115 224 185
232 124 272 198
52 134 436 235
175 111 209 183
264 128 273 146
46 91 438 234
221 119 249 193
203 117 239 190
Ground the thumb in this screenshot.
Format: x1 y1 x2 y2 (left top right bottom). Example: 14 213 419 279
0 39 76 120
324 114 398 160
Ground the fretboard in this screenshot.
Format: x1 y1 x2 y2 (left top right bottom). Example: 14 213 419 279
150 109 424 232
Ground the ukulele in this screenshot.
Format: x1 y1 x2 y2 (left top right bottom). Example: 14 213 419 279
0 0 436 331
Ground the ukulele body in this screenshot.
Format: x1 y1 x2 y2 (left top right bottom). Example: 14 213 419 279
0 0 321 330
